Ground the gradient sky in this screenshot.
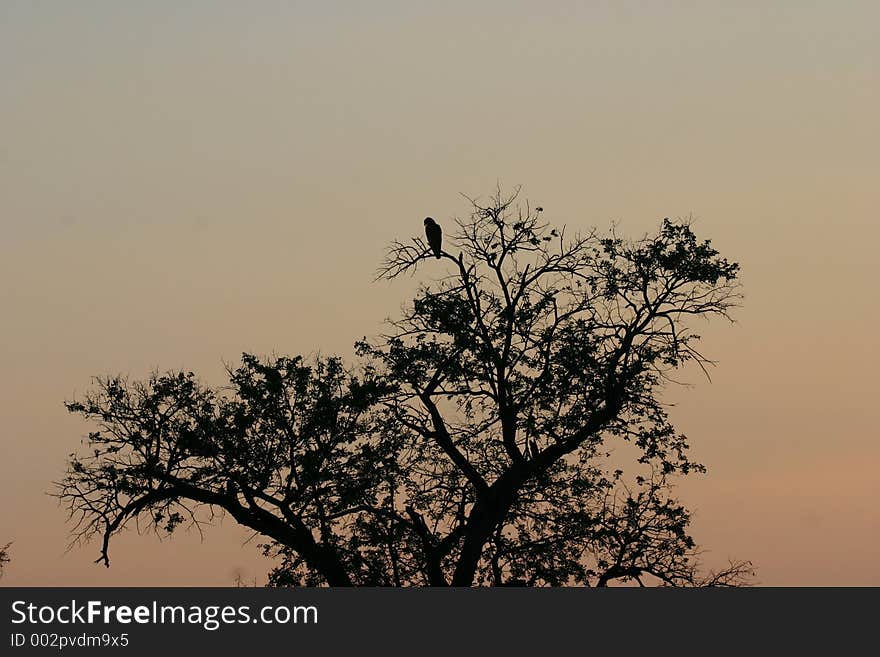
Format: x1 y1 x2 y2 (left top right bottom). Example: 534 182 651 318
1 1 877 586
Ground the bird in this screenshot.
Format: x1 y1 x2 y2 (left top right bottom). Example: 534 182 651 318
424 217 442 259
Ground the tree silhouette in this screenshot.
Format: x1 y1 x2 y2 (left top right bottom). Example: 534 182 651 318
58 187 751 586
0 542 10 579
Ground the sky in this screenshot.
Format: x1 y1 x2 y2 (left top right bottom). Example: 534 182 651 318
1 1 877 586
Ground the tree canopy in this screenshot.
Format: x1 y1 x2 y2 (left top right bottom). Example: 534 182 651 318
59 188 751 586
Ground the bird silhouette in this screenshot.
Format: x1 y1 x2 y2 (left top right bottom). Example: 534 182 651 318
424 217 442 259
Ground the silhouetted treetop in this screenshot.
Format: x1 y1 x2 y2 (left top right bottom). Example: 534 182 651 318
59 187 749 586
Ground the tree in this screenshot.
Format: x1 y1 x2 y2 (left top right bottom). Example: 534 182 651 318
0 542 10 579
58 187 751 586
